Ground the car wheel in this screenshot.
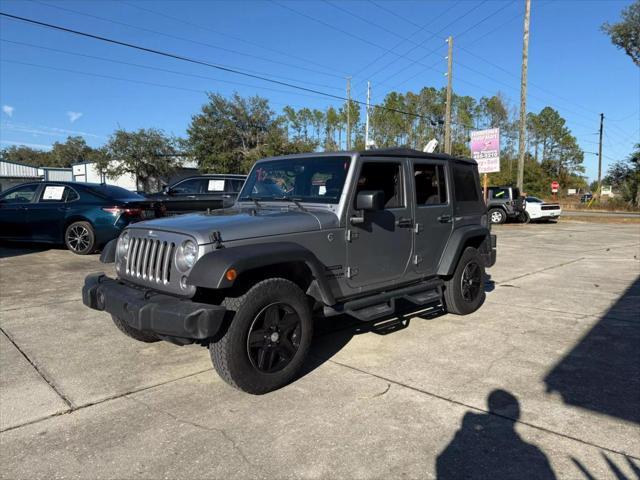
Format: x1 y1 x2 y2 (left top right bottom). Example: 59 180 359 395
444 247 486 315
111 315 160 343
518 211 530 224
488 208 506 224
209 278 313 394
64 221 96 255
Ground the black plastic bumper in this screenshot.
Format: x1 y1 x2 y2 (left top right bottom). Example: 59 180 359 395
82 273 227 340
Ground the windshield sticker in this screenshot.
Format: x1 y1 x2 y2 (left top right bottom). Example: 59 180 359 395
42 186 65 200
208 179 225 192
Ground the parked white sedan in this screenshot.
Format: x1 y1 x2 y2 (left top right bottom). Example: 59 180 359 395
523 196 562 222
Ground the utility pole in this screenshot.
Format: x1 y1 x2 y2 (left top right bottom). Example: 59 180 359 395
516 0 531 192
365 81 371 150
346 76 352 150
597 113 604 195
444 35 453 154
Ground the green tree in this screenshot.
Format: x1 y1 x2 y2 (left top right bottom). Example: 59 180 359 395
101 128 179 191
601 0 640 66
49 136 96 167
0 145 51 167
603 143 640 206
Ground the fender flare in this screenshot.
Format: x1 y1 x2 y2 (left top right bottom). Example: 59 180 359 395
187 242 336 306
100 238 117 263
437 225 490 276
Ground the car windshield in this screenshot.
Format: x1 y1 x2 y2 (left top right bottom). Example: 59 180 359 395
526 196 543 203
239 156 350 204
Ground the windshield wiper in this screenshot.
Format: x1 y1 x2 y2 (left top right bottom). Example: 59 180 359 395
278 196 306 211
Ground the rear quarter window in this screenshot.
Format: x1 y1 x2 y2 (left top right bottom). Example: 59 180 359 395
453 163 479 202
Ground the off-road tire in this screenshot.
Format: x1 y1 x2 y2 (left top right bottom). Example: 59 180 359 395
488 208 506 224
111 315 160 343
444 247 486 315
64 221 96 255
518 211 530 224
209 278 313 395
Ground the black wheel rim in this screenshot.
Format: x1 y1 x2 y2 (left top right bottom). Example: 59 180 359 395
460 261 482 303
67 225 90 252
246 302 302 374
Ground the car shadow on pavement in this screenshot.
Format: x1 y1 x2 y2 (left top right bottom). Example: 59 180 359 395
436 389 557 480
0 241 55 259
302 300 445 378
543 275 640 424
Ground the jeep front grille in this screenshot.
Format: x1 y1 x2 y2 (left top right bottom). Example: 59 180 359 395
126 237 175 284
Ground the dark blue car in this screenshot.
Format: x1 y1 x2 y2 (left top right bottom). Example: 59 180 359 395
0 181 161 254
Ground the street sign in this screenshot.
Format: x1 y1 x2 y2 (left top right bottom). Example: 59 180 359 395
551 181 559 193
470 128 500 173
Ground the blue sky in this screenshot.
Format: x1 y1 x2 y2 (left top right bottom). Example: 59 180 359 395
0 0 638 182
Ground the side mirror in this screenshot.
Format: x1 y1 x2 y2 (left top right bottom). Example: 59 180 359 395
356 190 385 211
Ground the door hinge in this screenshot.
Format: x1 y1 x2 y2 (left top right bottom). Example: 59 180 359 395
346 230 359 242
413 254 423 265
346 266 359 278
414 223 423 234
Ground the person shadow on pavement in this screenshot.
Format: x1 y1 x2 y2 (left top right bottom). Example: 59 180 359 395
436 389 556 480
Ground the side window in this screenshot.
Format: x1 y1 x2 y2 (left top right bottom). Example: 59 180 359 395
65 188 80 202
414 164 447 205
489 188 510 200
39 185 68 202
227 179 244 193
355 162 404 209
0 184 39 203
172 178 205 194
453 164 479 202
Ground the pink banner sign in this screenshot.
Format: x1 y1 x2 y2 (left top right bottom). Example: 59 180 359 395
470 128 500 173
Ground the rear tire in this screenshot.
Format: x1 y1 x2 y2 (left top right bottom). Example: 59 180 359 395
65 221 96 255
518 211 530 224
444 247 486 315
488 208 506 224
209 278 313 395
111 315 160 343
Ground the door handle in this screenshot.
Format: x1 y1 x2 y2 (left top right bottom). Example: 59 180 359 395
396 217 414 228
438 214 452 223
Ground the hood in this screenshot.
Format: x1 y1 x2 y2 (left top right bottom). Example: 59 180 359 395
128 207 339 244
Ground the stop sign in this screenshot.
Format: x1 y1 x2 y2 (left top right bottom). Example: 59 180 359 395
551 181 559 193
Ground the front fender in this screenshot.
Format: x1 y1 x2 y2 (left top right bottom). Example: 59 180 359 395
187 242 336 306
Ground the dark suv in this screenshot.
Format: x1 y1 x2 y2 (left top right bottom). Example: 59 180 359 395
145 174 246 214
83 149 496 394
487 186 525 224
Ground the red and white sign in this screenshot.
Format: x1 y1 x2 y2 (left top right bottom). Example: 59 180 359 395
551 181 559 193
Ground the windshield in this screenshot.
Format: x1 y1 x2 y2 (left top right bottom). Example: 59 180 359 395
88 184 146 201
239 156 350 204
526 196 543 203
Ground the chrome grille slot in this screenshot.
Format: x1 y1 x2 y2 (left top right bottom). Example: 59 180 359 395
126 237 175 284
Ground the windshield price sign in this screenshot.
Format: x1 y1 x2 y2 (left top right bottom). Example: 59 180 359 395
470 128 500 174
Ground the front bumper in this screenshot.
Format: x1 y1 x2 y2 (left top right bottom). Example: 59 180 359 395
82 273 227 341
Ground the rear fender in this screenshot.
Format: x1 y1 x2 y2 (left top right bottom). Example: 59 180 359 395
438 226 490 276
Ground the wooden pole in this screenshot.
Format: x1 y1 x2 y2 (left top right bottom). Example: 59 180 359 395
516 0 531 191
483 173 488 202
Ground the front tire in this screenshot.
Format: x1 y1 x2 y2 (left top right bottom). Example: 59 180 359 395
489 208 506 224
111 315 160 343
209 278 313 395
444 247 486 315
65 221 96 255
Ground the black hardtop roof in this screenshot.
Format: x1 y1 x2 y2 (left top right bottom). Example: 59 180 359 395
359 148 476 164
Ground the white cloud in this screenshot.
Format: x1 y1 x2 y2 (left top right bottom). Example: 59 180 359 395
67 111 83 123
2 105 14 117
1 121 107 140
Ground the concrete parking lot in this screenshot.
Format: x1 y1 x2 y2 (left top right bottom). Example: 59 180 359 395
1 220 638 479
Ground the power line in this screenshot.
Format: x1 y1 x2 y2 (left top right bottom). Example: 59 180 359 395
122 1 352 79
0 12 446 125
33 0 348 81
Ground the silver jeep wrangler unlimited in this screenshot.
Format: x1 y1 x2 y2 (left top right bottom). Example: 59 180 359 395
83 148 496 394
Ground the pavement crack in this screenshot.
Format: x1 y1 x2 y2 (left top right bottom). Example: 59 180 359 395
498 257 585 284
325 358 640 461
125 396 259 471
0 326 74 410
371 383 391 398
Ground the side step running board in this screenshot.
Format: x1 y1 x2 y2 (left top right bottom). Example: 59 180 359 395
325 278 444 322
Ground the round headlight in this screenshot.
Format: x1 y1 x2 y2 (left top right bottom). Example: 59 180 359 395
176 240 198 271
117 231 130 259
